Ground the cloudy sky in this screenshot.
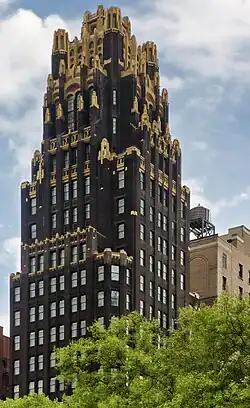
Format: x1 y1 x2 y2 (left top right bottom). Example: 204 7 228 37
1 0 250 333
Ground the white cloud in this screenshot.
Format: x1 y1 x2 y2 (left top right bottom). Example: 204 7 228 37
160 75 184 92
190 141 208 151
1 236 20 272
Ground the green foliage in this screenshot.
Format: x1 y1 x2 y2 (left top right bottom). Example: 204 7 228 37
0 394 59 407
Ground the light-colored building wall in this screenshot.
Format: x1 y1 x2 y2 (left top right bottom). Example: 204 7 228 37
190 225 250 300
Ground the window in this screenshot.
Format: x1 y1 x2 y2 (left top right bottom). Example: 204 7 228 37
85 203 90 219
140 275 145 292
111 290 119 307
163 239 167 256
180 250 185 266
98 291 104 307
140 249 145 267
158 237 162 252
73 207 78 223
140 199 145 216
30 257 36 274
140 172 145 190
59 249 65 266
38 280 44 296
150 206 154 222
157 213 162 228
140 224 145 241
71 247 78 263
39 255 44 271
63 183 69 201
149 231 154 247
59 275 64 291
50 277 56 292
28 381 34 394
81 295 87 310
29 332 35 347
29 307 35 323
125 294 131 311
158 286 161 302
38 330 43 345
172 246 176 261
38 380 43 394
38 355 43 370
180 201 185 218
51 252 56 268
118 198 125 214
139 300 144 316
118 171 124 189
81 243 87 261
51 187 56 205
163 313 167 329
59 325 64 341
71 271 77 287
80 320 87 336
50 352 56 368
14 385 19 399
68 95 74 132
222 276 227 291
50 377 56 393
98 316 104 326
59 379 65 392
31 224 36 239
150 255 154 273
172 269 176 286
149 180 154 197
239 286 243 298
29 356 35 372
112 89 117 105
14 287 20 302
239 264 243 279
163 215 167 231
118 223 125 239
172 294 176 310
85 177 90 195
181 227 185 242
71 322 78 338
14 360 20 376
163 289 167 304
81 269 86 285
126 269 131 285
64 209 69 225
112 117 117 134
14 311 20 326
149 305 153 320
14 335 20 351
97 265 104 282
149 281 154 297
111 265 119 281
180 274 185 291
29 282 35 298
59 300 64 316
73 180 78 198
31 198 36 215
50 327 56 343
157 261 162 277
163 264 167 281
51 199 59 222
71 297 78 313
50 302 56 318
38 305 44 320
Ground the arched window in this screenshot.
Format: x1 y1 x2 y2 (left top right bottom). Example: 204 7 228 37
68 95 74 131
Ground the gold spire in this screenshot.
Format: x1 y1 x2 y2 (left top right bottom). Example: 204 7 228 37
45 108 51 123
56 103 63 119
162 88 168 104
140 104 150 130
131 96 139 114
90 90 99 109
59 59 66 75
78 95 84 111
47 74 53 89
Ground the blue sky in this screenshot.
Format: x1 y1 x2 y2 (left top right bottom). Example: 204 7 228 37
1 0 250 333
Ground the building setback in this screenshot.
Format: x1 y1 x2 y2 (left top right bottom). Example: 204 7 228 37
0 326 10 400
190 225 250 303
10 6 190 399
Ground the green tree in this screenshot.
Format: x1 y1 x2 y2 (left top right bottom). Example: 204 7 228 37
0 394 59 407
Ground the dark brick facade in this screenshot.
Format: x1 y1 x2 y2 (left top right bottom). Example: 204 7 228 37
10 5 190 399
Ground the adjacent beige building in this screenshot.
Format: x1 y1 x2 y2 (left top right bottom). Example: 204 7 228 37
190 225 250 302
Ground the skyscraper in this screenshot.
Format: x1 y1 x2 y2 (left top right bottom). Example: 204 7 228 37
10 6 190 399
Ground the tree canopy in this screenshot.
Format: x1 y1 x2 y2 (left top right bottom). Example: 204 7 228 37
2 293 250 407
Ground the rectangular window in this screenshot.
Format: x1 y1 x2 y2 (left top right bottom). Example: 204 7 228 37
38 280 44 296
97 265 104 282
31 224 36 239
139 300 144 316
112 89 117 105
149 231 154 247
150 206 154 222
157 236 162 252
38 380 43 394
85 203 90 219
81 269 86 285
158 286 161 302
30 257 36 274
59 249 65 266
239 286 243 298
30 381 35 394
59 325 64 341
29 282 35 298
14 360 20 376
163 289 167 304
14 287 20 302
239 264 243 279
64 183 69 201
29 356 35 372
163 313 167 329
38 305 44 320
50 377 56 393
31 198 36 215
73 207 78 223
163 239 167 256
71 247 78 263
172 293 176 310
111 290 119 307
59 275 64 291
14 311 20 326
172 269 176 286
64 151 69 168
125 294 131 311
157 213 162 228
81 243 87 261
52 155 56 172
111 265 119 281
50 327 56 343
149 180 154 197
71 322 78 338
51 187 56 205
80 320 87 336
51 251 56 268
59 300 64 316
14 335 20 351
163 215 167 231
73 180 78 198
149 305 153 320
50 352 56 368
140 172 145 190
118 223 125 239
112 117 117 134
157 260 162 277
118 198 125 214
64 209 69 225
59 380 65 392
180 201 185 218
85 176 90 195
71 297 78 313
140 224 145 241
80 295 87 311
118 171 125 189
222 254 227 269
39 255 44 272
38 330 43 345
222 276 227 290
52 213 56 229
126 269 131 285
150 255 154 273
14 385 19 399
140 249 145 267
172 246 176 261
180 274 185 291
149 281 154 297
29 307 35 323
98 291 104 307
71 271 77 287
38 355 43 370
29 332 35 347
140 275 145 292
140 199 145 216
50 302 56 318
181 227 185 242
163 264 167 281
50 277 56 293
180 250 185 266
